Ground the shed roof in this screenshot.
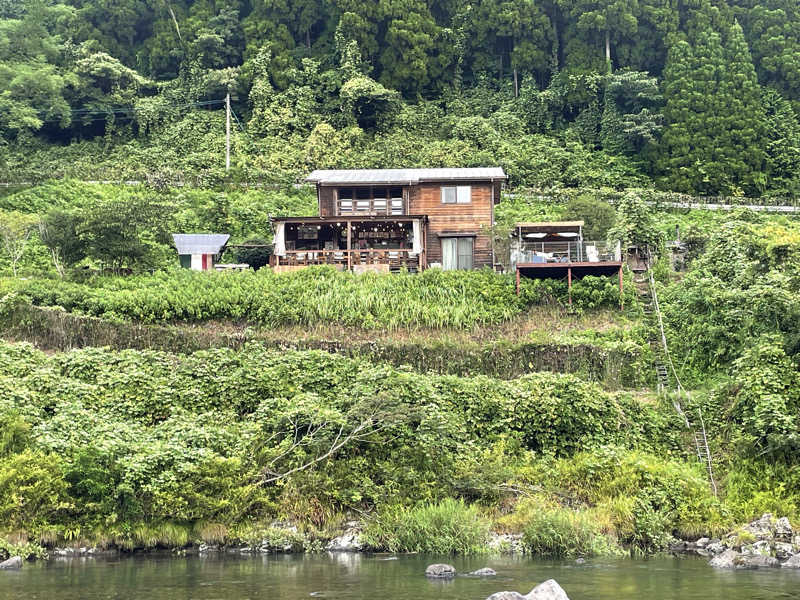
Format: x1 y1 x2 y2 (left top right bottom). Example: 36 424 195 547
306 168 507 185
172 234 230 255
515 221 584 233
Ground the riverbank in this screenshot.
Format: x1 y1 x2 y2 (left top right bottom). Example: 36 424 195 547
3 553 800 600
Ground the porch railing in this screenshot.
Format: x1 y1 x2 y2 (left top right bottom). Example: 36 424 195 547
514 240 621 264
276 249 421 270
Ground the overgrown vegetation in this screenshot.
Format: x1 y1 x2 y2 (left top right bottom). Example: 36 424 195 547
3 0 800 561
0 340 686 553
1 267 633 329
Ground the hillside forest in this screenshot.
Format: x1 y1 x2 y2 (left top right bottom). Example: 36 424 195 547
1 0 800 566
2 0 800 195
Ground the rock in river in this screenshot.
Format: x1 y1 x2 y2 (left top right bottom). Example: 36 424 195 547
326 529 362 552
527 579 570 600
469 568 497 576
709 549 739 569
486 593 527 600
736 555 780 569
775 517 793 541
0 556 22 570
774 542 794 560
782 553 800 568
425 563 456 578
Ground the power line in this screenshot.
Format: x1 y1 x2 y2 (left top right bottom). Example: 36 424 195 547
230 107 245 132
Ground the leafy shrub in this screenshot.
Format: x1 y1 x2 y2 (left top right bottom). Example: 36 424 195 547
0 537 47 560
0 450 71 530
543 447 728 545
521 503 618 557
563 196 616 240
361 499 490 554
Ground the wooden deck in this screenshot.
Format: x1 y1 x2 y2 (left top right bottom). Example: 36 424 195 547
515 261 624 308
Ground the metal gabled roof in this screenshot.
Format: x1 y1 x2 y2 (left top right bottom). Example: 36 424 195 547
306 167 507 185
172 234 230 255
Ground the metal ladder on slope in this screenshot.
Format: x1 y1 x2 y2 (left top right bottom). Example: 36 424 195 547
646 270 717 497
638 278 671 395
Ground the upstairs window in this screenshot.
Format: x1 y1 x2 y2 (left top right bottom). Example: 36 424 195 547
337 186 404 215
441 185 471 204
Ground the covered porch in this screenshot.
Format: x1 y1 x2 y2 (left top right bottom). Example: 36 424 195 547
271 216 427 273
511 221 625 308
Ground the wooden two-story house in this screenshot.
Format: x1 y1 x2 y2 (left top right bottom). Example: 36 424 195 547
270 168 507 272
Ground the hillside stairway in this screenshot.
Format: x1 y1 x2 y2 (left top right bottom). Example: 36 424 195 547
638 270 717 497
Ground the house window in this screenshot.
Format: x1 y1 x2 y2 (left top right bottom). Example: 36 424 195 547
390 187 404 215
337 187 402 215
441 237 473 270
441 185 471 204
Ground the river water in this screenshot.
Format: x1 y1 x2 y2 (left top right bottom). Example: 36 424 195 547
1 553 799 600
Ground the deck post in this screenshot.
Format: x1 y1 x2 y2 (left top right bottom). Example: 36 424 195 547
515 267 520 296
567 266 572 305
346 220 351 271
619 265 624 310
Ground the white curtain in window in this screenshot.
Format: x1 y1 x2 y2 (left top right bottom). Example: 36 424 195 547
273 222 286 256
441 186 457 203
456 186 471 203
457 237 473 269
441 238 458 270
412 219 422 255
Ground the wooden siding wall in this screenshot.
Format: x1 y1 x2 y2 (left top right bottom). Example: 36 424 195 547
319 186 335 216
409 182 494 269
315 181 497 269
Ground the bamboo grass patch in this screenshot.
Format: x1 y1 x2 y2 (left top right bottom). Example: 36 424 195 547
5 267 634 331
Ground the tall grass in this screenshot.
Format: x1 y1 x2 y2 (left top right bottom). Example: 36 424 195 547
15 267 525 330
11 267 629 330
361 499 490 554
510 498 621 558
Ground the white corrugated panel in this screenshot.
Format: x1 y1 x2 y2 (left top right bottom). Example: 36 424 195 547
306 168 507 185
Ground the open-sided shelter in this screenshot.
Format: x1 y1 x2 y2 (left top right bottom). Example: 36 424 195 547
510 221 624 306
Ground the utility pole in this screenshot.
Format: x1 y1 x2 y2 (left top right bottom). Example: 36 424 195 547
225 92 231 172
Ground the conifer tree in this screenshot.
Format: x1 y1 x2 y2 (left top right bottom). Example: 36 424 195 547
762 88 800 195
659 17 766 195
715 21 766 194
659 37 701 193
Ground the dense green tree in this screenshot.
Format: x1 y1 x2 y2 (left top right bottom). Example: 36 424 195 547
658 38 696 192
67 0 154 66
715 21 767 194
378 0 443 95
659 17 766 195
607 190 663 252
761 88 800 195
731 0 800 107
464 0 554 88
38 209 86 276
77 194 171 271
558 0 641 70
562 195 616 239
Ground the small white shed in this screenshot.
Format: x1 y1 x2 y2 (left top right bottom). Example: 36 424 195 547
172 234 230 271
